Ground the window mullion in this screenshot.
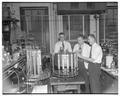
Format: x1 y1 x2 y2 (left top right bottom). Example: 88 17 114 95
83 15 85 35
68 15 71 41
104 14 106 42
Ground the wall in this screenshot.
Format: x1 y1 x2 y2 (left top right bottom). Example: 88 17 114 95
4 2 118 53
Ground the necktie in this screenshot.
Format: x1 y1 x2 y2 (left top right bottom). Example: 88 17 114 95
79 45 81 51
90 46 92 58
62 41 64 51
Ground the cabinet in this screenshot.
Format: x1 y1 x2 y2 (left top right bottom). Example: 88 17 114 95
2 19 11 46
2 5 19 53
2 18 19 54
100 70 118 93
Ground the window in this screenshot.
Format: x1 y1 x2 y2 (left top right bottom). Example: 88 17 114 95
106 8 118 50
20 7 50 54
87 2 95 9
62 15 90 48
63 15 89 41
70 2 79 9
70 16 83 40
99 8 118 51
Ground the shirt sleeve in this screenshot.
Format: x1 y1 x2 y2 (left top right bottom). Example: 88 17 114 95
73 44 78 52
93 46 103 63
68 43 72 52
54 43 59 53
82 45 91 58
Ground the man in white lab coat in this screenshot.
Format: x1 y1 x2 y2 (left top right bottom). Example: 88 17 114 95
73 34 91 93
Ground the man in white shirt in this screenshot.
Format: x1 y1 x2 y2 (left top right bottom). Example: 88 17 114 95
54 32 72 53
77 34 103 93
54 32 72 70
73 35 91 69
73 35 91 93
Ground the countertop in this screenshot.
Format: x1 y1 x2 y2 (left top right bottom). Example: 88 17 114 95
101 67 118 79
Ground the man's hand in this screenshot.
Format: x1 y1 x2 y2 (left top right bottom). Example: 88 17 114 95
75 50 82 54
76 52 95 63
75 51 82 57
76 53 83 59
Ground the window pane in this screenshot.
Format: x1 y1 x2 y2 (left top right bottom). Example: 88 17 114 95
43 16 50 53
63 15 69 40
99 14 105 43
20 7 50 54
70 15 83 40
84 15 90 37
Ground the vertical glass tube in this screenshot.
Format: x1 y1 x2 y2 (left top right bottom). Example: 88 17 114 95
71 53 73 75
66 54 69 75
58 54 60 74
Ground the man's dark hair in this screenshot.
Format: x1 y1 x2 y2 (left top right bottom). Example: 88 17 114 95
78 34 85 39
59 32 65 36
89 34 96 40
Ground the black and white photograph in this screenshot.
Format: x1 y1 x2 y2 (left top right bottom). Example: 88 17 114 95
2 1 118 94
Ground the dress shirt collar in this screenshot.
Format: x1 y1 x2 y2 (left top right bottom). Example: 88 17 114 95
78 43 84 47
92 42 97 47
60 41 65 43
